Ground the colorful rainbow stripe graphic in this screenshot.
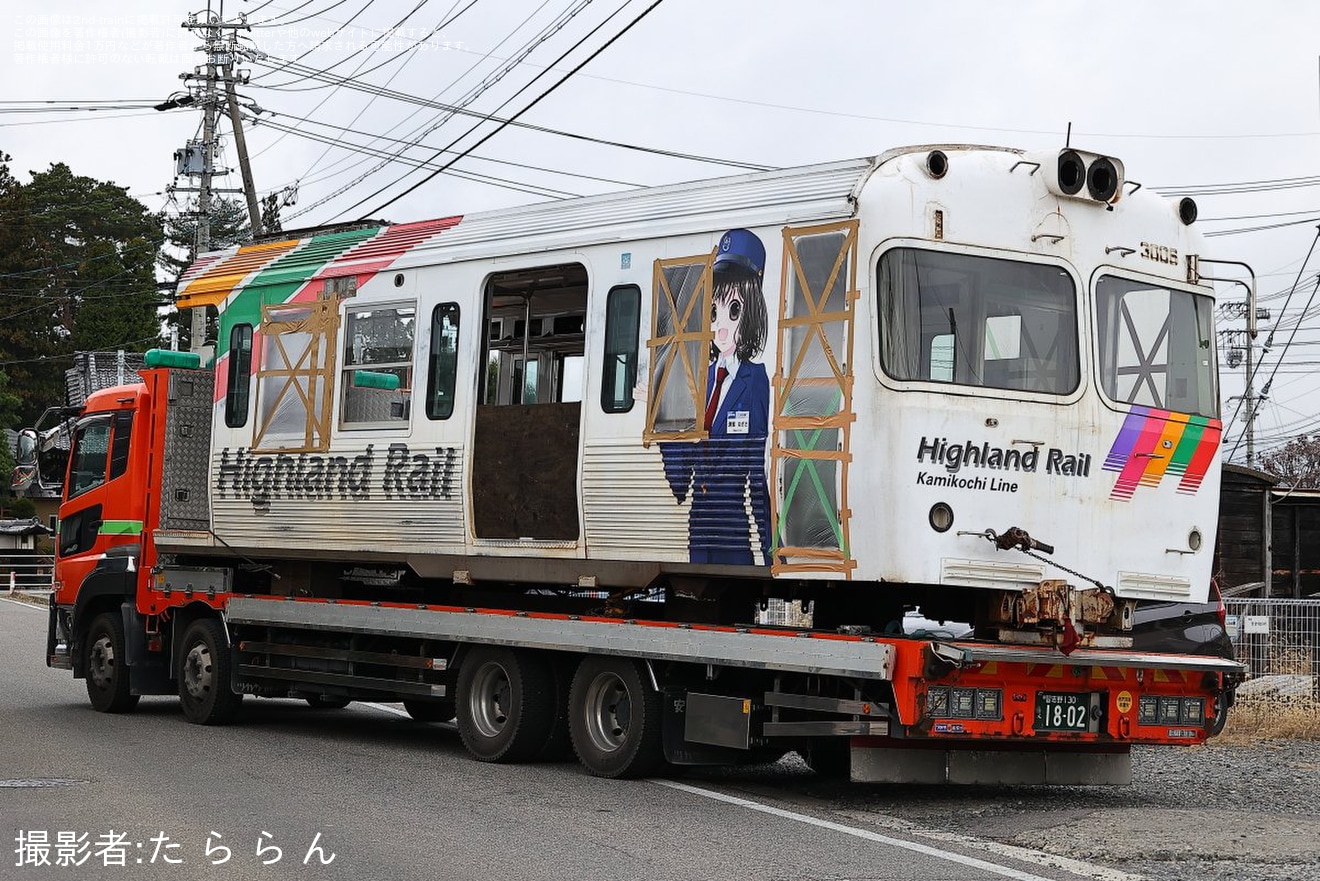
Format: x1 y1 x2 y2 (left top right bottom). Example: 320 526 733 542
1102 406 1222 501
174 217 462 402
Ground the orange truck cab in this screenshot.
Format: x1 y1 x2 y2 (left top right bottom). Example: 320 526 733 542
48 357 205 709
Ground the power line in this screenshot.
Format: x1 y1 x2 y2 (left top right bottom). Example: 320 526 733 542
243 33 770 176
248 0 449 162
249 0 347 28
277 0 589 220
252 115 580 198
252 0 436 87
257 109 641 187
347 0 696 219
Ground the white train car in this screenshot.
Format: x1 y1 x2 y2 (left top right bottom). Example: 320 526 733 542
48 144 1246 783
174 144 1223 643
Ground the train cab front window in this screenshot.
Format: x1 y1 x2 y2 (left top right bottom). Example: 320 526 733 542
1095 275 1218 418
877 248 1079 394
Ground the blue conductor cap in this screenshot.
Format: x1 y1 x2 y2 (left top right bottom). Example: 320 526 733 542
714 228 765 275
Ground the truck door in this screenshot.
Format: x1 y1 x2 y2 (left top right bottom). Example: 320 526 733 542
55 409 139 603
471 263 588 541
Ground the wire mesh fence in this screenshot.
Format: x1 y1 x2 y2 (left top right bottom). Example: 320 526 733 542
1225 598 1320 700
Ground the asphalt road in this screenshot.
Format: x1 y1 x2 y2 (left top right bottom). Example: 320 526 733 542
0 596 1143 881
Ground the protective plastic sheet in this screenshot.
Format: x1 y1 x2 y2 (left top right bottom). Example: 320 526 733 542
253 301 337 451
771 221 858 575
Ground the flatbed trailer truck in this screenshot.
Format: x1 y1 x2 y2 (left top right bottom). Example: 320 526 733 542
45 145 1245 782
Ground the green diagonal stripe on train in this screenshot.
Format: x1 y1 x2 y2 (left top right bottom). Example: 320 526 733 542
98 520 144 535
217 227 384 348
1167 415 1208 475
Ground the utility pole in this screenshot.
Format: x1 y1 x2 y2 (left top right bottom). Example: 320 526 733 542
175 2 256 356
224 61 262 237
193 10 219 356
1220 303 1265 465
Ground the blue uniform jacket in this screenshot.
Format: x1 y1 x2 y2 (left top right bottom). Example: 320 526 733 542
661 360 771 565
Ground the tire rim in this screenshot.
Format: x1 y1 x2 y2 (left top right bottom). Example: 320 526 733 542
468 661 512 739
583 671 631 754
182 641 214 701
88 634 114 690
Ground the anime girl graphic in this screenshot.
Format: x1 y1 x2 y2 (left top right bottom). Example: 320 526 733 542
661 228 772 565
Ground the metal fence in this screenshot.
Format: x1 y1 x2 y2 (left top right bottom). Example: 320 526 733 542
2 555 53 591
1225 598 1320 699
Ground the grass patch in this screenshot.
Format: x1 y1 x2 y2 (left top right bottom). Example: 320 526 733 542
1216 691 1320 744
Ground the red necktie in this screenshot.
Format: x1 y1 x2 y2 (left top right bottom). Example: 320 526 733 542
703 365 728 431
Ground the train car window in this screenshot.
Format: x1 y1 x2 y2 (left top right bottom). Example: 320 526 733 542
253 301 337 452
342 302 416 425
776 223 859 572
425 303 460 420
225 323 254 428
108 411 133 481
645 257 712 440
601 285 641 413
1095 275 1218 418
877 249 1078 395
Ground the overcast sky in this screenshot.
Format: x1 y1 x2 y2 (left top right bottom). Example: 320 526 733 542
4 0 1320 463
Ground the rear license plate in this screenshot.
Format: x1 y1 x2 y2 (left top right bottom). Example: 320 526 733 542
1035 692 1094 732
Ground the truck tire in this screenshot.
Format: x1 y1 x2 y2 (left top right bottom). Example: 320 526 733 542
456 647 553 762
568 657 663 779
85 612 140 714
403 698 455 723
1209 696 1230 737
177 618 243 725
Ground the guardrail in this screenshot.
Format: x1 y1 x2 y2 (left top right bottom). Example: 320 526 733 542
1225 598 1320 699
2 555 54 592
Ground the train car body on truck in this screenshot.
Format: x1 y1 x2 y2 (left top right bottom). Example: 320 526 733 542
45 145 1245 783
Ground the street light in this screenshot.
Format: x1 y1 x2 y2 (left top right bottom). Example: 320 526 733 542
153 93 195 112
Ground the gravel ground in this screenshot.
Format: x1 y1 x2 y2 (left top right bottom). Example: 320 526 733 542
696 741 1320 881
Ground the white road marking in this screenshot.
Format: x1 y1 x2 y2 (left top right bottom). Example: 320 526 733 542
2 597 45 612
361 702 411 718
655 779 1144 881
834 809 1145 881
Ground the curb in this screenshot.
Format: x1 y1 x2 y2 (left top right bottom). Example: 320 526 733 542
4 591 50 609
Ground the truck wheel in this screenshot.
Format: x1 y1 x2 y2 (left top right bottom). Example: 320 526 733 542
403 698 455 723
1209 697 1230 736
456 647 552 762
85 612 140 714
177 618 243 725
568 657 663 778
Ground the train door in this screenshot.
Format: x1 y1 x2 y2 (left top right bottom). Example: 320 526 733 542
471 263 588 541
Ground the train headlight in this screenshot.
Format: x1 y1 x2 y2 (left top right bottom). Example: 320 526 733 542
929 502 954 533
1057 150 1085 196
1035 149 1126 205
1087 157 1120 202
